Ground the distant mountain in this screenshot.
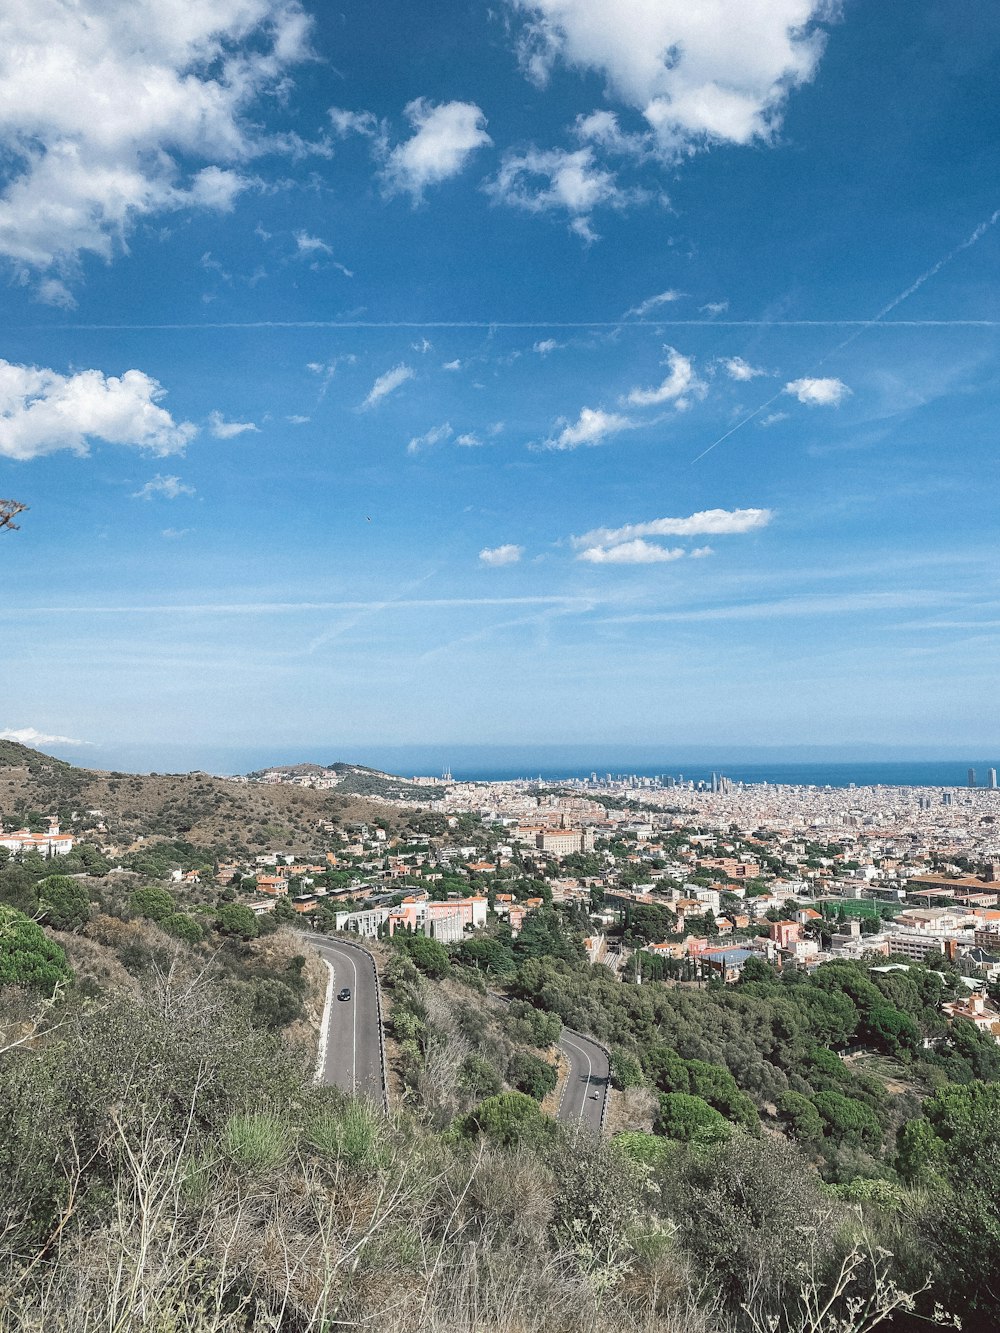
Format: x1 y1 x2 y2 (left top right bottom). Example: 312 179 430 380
247 759 446 803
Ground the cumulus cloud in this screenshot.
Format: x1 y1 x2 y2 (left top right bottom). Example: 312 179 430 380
784 376 851 406
577 538 685 564
0 0 312 276
407 422 453 455
541 406 638 451
132 474 195 500
509 0 831 157
0 726 89 747
624 289 682 319
208 410 258 439
442 359 463 371
721 355 766 381
625 346 705 408
479 543 523 566
382 99 492 199
690 545 714 558
0 360 196 460
533 338 562 354
456 432 482 447
360 363 415 409
573 507 772 548
485 145 651 240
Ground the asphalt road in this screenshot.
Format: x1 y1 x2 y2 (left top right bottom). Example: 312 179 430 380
558 1027 609 1131
308 935 386 1105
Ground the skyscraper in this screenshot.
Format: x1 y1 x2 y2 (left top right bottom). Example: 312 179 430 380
990 769 998 790
968 768 977 789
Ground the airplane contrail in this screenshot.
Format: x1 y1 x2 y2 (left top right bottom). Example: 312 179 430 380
691 207 1000 463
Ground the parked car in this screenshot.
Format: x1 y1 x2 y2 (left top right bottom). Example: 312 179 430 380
337 987 352 1001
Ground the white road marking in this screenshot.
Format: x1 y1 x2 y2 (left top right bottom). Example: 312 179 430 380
314 956 336 1084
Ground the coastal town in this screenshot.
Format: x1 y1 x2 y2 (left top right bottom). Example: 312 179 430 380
9 761 1000 1034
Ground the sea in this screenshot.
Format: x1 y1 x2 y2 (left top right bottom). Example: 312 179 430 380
47 741 1000 790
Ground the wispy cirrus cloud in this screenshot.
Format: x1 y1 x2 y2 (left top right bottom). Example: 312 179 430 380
361 363 415 409
131 474 195 500
406 422 453 455
208 410 257 439
624 289 682 319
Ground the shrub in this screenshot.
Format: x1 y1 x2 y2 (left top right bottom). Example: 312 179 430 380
129 885 176 923
214 902 259 940
463 1092 551 1146
656 1093 731 1144
507 1051 557 1101
37 876 90 932
0 907 72 993
161 912 203 944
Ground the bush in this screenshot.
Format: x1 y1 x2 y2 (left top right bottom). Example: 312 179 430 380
129 885 176 923
0 907 72 993
392 932 450 978
161 912 204 944
656 1093 731 1144
37 875 90 932
775 1090 824 1145
214 902 259 940
610 1048 646 1089
463 1092 551 1146
507 1051 557 1101
812 1090 883 1150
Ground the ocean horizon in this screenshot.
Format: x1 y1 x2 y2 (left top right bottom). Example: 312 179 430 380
34 741 1000 791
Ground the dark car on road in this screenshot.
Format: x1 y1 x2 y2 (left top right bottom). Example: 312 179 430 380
337 987 352 1001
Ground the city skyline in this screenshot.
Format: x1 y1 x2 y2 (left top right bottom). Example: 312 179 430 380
1 0 999 756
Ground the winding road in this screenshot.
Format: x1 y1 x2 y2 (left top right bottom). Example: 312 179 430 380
308 935 387 1107
558 1027 610 1131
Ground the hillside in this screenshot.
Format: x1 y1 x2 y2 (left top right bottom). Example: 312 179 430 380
0 742 403 854
248 759 447 803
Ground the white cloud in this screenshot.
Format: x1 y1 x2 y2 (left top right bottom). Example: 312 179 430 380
784 376 851 406
360 363 415 410
510 0 831 157
533 338 562 354
721 355 765 381
295 231 333 257
624 289 682 319
328 107 381 138
759 410 789 427
573 507 772 548
701 301 729 316
132 474 195 500
0 0 311 276
625 346 705 408
161 527 191 539
486 145 650 240
383 99 492 200
479 543 524 566
574 109 655 159
208 410 258 439
442 359 463 371
0 726 89 747
577 538 685 564
456 433 482 447
287 414 310 424
690 545 714 558
407 422 453 455
0 360 196 461
36 277 76 309
541 405 638 451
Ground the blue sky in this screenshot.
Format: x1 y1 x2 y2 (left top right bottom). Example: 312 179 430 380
1 0 999 768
